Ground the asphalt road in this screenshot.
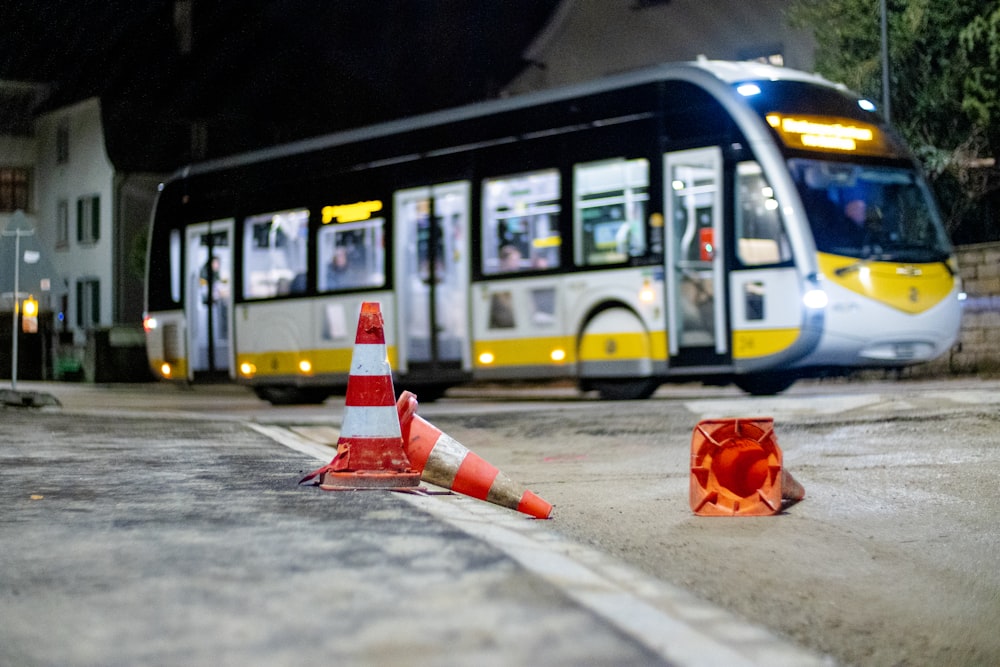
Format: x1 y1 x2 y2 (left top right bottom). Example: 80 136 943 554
3 376 999 665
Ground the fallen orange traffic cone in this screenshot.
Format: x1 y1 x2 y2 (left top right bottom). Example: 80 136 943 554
396 390 553 519
299 302 420 490
690 417 804 516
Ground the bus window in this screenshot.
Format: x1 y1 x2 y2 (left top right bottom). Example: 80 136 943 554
482 168 561 274
735 162 791 266
574 158 649 266
242 208 309 299
790 159 951 261
317 218 385 292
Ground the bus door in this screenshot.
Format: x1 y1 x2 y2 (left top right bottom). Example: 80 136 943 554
664 147 729 366
185 220 233 379
393 182 471 376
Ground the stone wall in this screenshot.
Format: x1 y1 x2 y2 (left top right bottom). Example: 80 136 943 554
920 242 1000 376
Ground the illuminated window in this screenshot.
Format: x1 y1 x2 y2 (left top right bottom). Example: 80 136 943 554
317 216 385 292
242 208 309 299
482 169 561 274
0 168 30 212
573 158 648 266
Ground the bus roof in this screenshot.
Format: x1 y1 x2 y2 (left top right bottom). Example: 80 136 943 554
174 59 841 181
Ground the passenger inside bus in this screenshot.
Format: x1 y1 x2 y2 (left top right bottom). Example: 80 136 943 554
499 244 523 271
325 245 366 289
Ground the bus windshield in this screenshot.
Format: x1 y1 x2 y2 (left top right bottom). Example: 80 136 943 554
789 158 952 262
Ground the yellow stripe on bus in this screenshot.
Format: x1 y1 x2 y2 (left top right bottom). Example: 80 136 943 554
732 328 800 359
474 336 576 367
579 329 652 361
474 330 665 368
817 253 955 314
236 346 398 377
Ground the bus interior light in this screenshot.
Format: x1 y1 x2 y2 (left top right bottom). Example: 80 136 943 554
858 99 877 112
737 83 761 97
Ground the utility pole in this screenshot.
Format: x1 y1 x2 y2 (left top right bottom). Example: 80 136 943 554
3 211 35 391
880 0 891 123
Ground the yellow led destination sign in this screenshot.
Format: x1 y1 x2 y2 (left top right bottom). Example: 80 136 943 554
322 200 383 224
765 114 898 157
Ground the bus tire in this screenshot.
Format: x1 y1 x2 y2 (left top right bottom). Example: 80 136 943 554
733 372 797 396
592 378 660 401
254 386 330 405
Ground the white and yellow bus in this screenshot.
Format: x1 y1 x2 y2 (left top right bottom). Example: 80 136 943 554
143 59 962 403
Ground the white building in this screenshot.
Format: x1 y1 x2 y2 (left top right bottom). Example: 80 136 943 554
1 90 163 380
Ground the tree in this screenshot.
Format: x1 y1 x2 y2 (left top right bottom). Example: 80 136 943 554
788 0 1000 241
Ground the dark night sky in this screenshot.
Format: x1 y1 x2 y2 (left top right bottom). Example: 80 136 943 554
1 1 560 171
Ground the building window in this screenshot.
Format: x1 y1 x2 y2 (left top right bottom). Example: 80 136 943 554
56 120 69 164
56 199 69 249
77 194 100 244
76 278 100 328
0 167 30 212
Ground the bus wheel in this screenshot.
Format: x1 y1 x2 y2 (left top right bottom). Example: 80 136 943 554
733 373 797 396
591 378 660 400
254 386 329 405
397 384 448 403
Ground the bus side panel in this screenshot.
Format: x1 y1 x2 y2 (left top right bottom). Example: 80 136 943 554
144 309 187 381
234 292 397 388
469 267 665 381
728 267 804 368
471 275 575 380
568 268 667 379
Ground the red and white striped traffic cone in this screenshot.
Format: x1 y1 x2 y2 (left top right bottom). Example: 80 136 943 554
299 302 420 490
396 390 553 518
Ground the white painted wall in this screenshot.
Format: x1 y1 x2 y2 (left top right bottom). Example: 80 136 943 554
34 97 115 342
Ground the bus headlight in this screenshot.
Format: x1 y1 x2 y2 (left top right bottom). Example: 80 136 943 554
240 362 257 378
803 288 829 309
160 362 172 378
298 359 313 374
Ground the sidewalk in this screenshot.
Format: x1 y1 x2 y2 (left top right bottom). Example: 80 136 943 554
0 407 829 666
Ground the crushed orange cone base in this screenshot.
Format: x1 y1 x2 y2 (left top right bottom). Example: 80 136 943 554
690 417 805 516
